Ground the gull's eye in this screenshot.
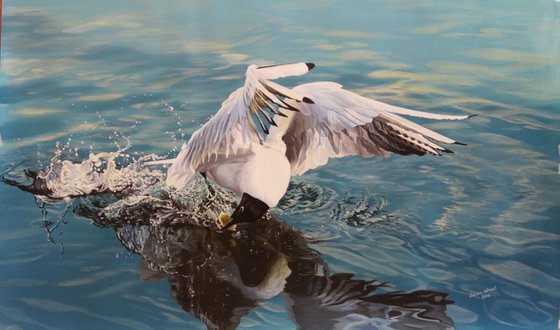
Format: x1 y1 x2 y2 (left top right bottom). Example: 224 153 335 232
239 206 245 212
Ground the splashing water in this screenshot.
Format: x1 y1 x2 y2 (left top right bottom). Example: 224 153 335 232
32 197 73 245
2 124 393 236
34 149 164 199
1 145 240 231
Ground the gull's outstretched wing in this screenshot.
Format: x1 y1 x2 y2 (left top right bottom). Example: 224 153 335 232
166 63 315 188
269 82 472 176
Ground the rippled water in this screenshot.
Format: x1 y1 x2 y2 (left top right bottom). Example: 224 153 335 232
1 1 559 329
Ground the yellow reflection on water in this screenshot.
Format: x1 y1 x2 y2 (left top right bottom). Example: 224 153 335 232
16 108 67 116
62 15 142 34
78 94 126 102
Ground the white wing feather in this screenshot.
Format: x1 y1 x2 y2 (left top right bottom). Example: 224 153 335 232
256 62 315 80
269 82 470 176
166 63 314 188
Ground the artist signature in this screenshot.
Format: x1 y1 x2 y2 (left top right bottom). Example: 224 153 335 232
468 285 497 300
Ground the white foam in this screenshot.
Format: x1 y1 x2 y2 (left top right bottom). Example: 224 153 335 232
37 150 165 199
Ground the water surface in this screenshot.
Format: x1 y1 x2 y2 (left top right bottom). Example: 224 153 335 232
1 1 559 329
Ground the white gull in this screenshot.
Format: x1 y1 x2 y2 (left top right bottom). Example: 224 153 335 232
153 63 472 228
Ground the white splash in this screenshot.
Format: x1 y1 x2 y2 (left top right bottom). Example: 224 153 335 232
36 149 166 199
7 143 239 228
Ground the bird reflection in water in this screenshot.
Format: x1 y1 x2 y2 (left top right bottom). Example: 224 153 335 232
100 208 454 329
3 168 455 330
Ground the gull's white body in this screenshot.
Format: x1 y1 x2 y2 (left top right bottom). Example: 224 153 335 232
164 63 471 208
204 143 290 206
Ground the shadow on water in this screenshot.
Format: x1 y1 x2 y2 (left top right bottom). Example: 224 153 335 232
2 162 455 330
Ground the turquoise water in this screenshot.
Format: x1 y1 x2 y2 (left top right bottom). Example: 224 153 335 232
1 1 559 329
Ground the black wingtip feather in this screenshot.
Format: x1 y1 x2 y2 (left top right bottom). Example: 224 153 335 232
306 62 316 71
467 114 478 119
453 141 468 146
302 97 314 104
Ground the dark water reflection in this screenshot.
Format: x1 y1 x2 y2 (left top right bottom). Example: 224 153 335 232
119 219 454 330
3 169 454 330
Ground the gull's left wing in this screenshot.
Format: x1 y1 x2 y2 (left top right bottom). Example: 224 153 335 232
165 63 315 188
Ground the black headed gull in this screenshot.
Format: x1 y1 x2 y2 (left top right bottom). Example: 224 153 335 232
158 63 472 229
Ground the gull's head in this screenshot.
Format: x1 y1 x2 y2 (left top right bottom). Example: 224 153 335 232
222 193 270 230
